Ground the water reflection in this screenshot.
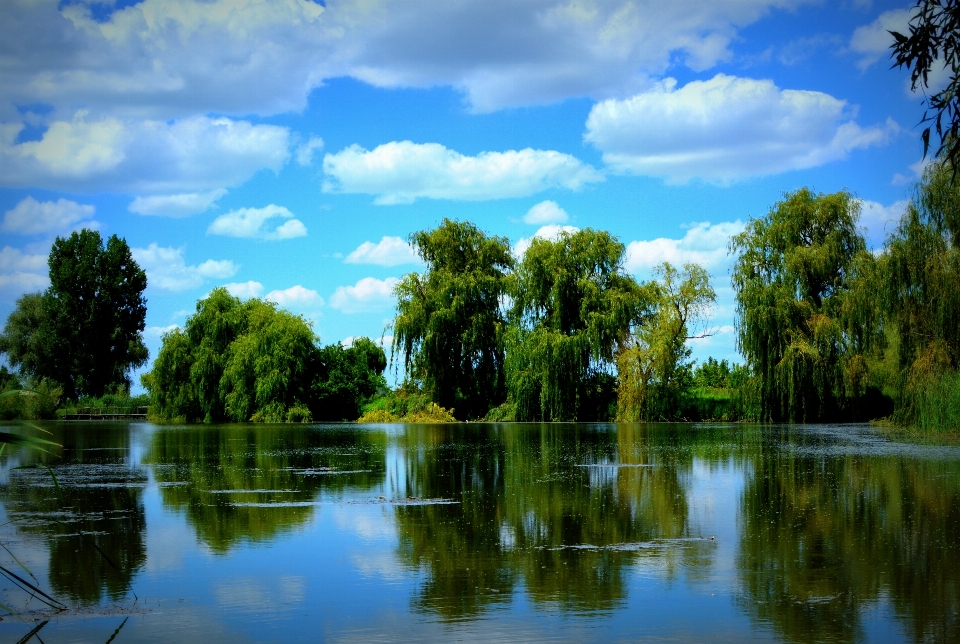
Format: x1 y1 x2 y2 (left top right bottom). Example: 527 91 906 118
1 424 145 605
0 421 957 642
737 429 960 643
147 424 387 552
393 423 716 618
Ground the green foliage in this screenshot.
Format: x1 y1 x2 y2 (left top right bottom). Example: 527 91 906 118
0 230 148 401
393 219 513 419
694 357 733 388
881 159 960 428
507 228 646 421
147 290 385 423
359 385 456 423
0 381 62 420
890 1 960 167
730 188 875 422
0 366 20 392
220 299 319 423
312 338 386 421
617 262 715 421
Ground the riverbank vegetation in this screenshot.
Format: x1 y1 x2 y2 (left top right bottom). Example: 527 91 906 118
1 159 958 432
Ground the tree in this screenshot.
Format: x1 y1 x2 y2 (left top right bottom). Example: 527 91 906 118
393 219 513 419
312 337 387 421
730 188 874 422
880 157 960 427
147 289 320 422
0 230 148 399
890 0 960 168
507 228 646 421
616 262 715 421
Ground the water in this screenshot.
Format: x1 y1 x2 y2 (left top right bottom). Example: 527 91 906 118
1 422 958 643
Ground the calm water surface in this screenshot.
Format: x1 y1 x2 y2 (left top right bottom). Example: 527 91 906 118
1 422 958 643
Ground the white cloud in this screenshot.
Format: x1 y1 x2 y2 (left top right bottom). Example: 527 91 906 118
330 277 400 314
2 197 96 235
129 189 226 217
513 224 580 257
584 74 898 184
145 324 180 338
624 221 745 274
207 205 307 241
322 141 603 204
850 9 911 70
345 236 420 267
336 0 812 112
0 246 49 292
0 0 811 121
523 200 569 225
132 243 238 291
296 137 325 166
223 281 264 299
1 114 290 194
265 285 324 308
859 199 907 247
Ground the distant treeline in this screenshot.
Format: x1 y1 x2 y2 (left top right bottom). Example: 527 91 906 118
2 158 958 431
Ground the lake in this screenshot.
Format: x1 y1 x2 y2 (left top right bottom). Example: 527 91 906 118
1 422 958 643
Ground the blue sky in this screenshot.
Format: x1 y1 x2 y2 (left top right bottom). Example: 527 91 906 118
0 0 927 387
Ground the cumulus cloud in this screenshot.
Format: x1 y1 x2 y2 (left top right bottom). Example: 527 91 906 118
1 114 290 194
223 281 264 299
0 0 809 121
296 137 325 166
129 189 226 217
849 9 911 70
523 200 569 225
859 199 907 247
132 243 238 291
584 74 898 184
0 246 49 291
624 221 745 274
513 224 580 257
322 141 603 204
207 205 307 240
265 285 324 308
330 277 400 314
345 236 420 266
145 324 180 338
2 197 97 235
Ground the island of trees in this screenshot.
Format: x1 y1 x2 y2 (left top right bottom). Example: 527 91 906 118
1 159 958 433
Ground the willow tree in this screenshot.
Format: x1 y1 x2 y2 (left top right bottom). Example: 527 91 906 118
881 159 960 428
507 228 645 421
617 262 715 421
393 219 513 420
146 289 320 422
730 188 874 422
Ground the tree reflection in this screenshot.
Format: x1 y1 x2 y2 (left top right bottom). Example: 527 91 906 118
393 423 708 619
738 435 960 643
147 425 386 552
1 424 145 605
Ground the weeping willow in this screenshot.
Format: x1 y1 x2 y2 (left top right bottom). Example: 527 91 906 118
730 188 877 422
392 219 513 420
880 159 960 430
507 229 645 421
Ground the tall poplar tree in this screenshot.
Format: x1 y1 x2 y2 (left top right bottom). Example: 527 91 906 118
0 229 148 399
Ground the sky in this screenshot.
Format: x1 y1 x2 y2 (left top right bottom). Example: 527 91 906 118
0 0 928 389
